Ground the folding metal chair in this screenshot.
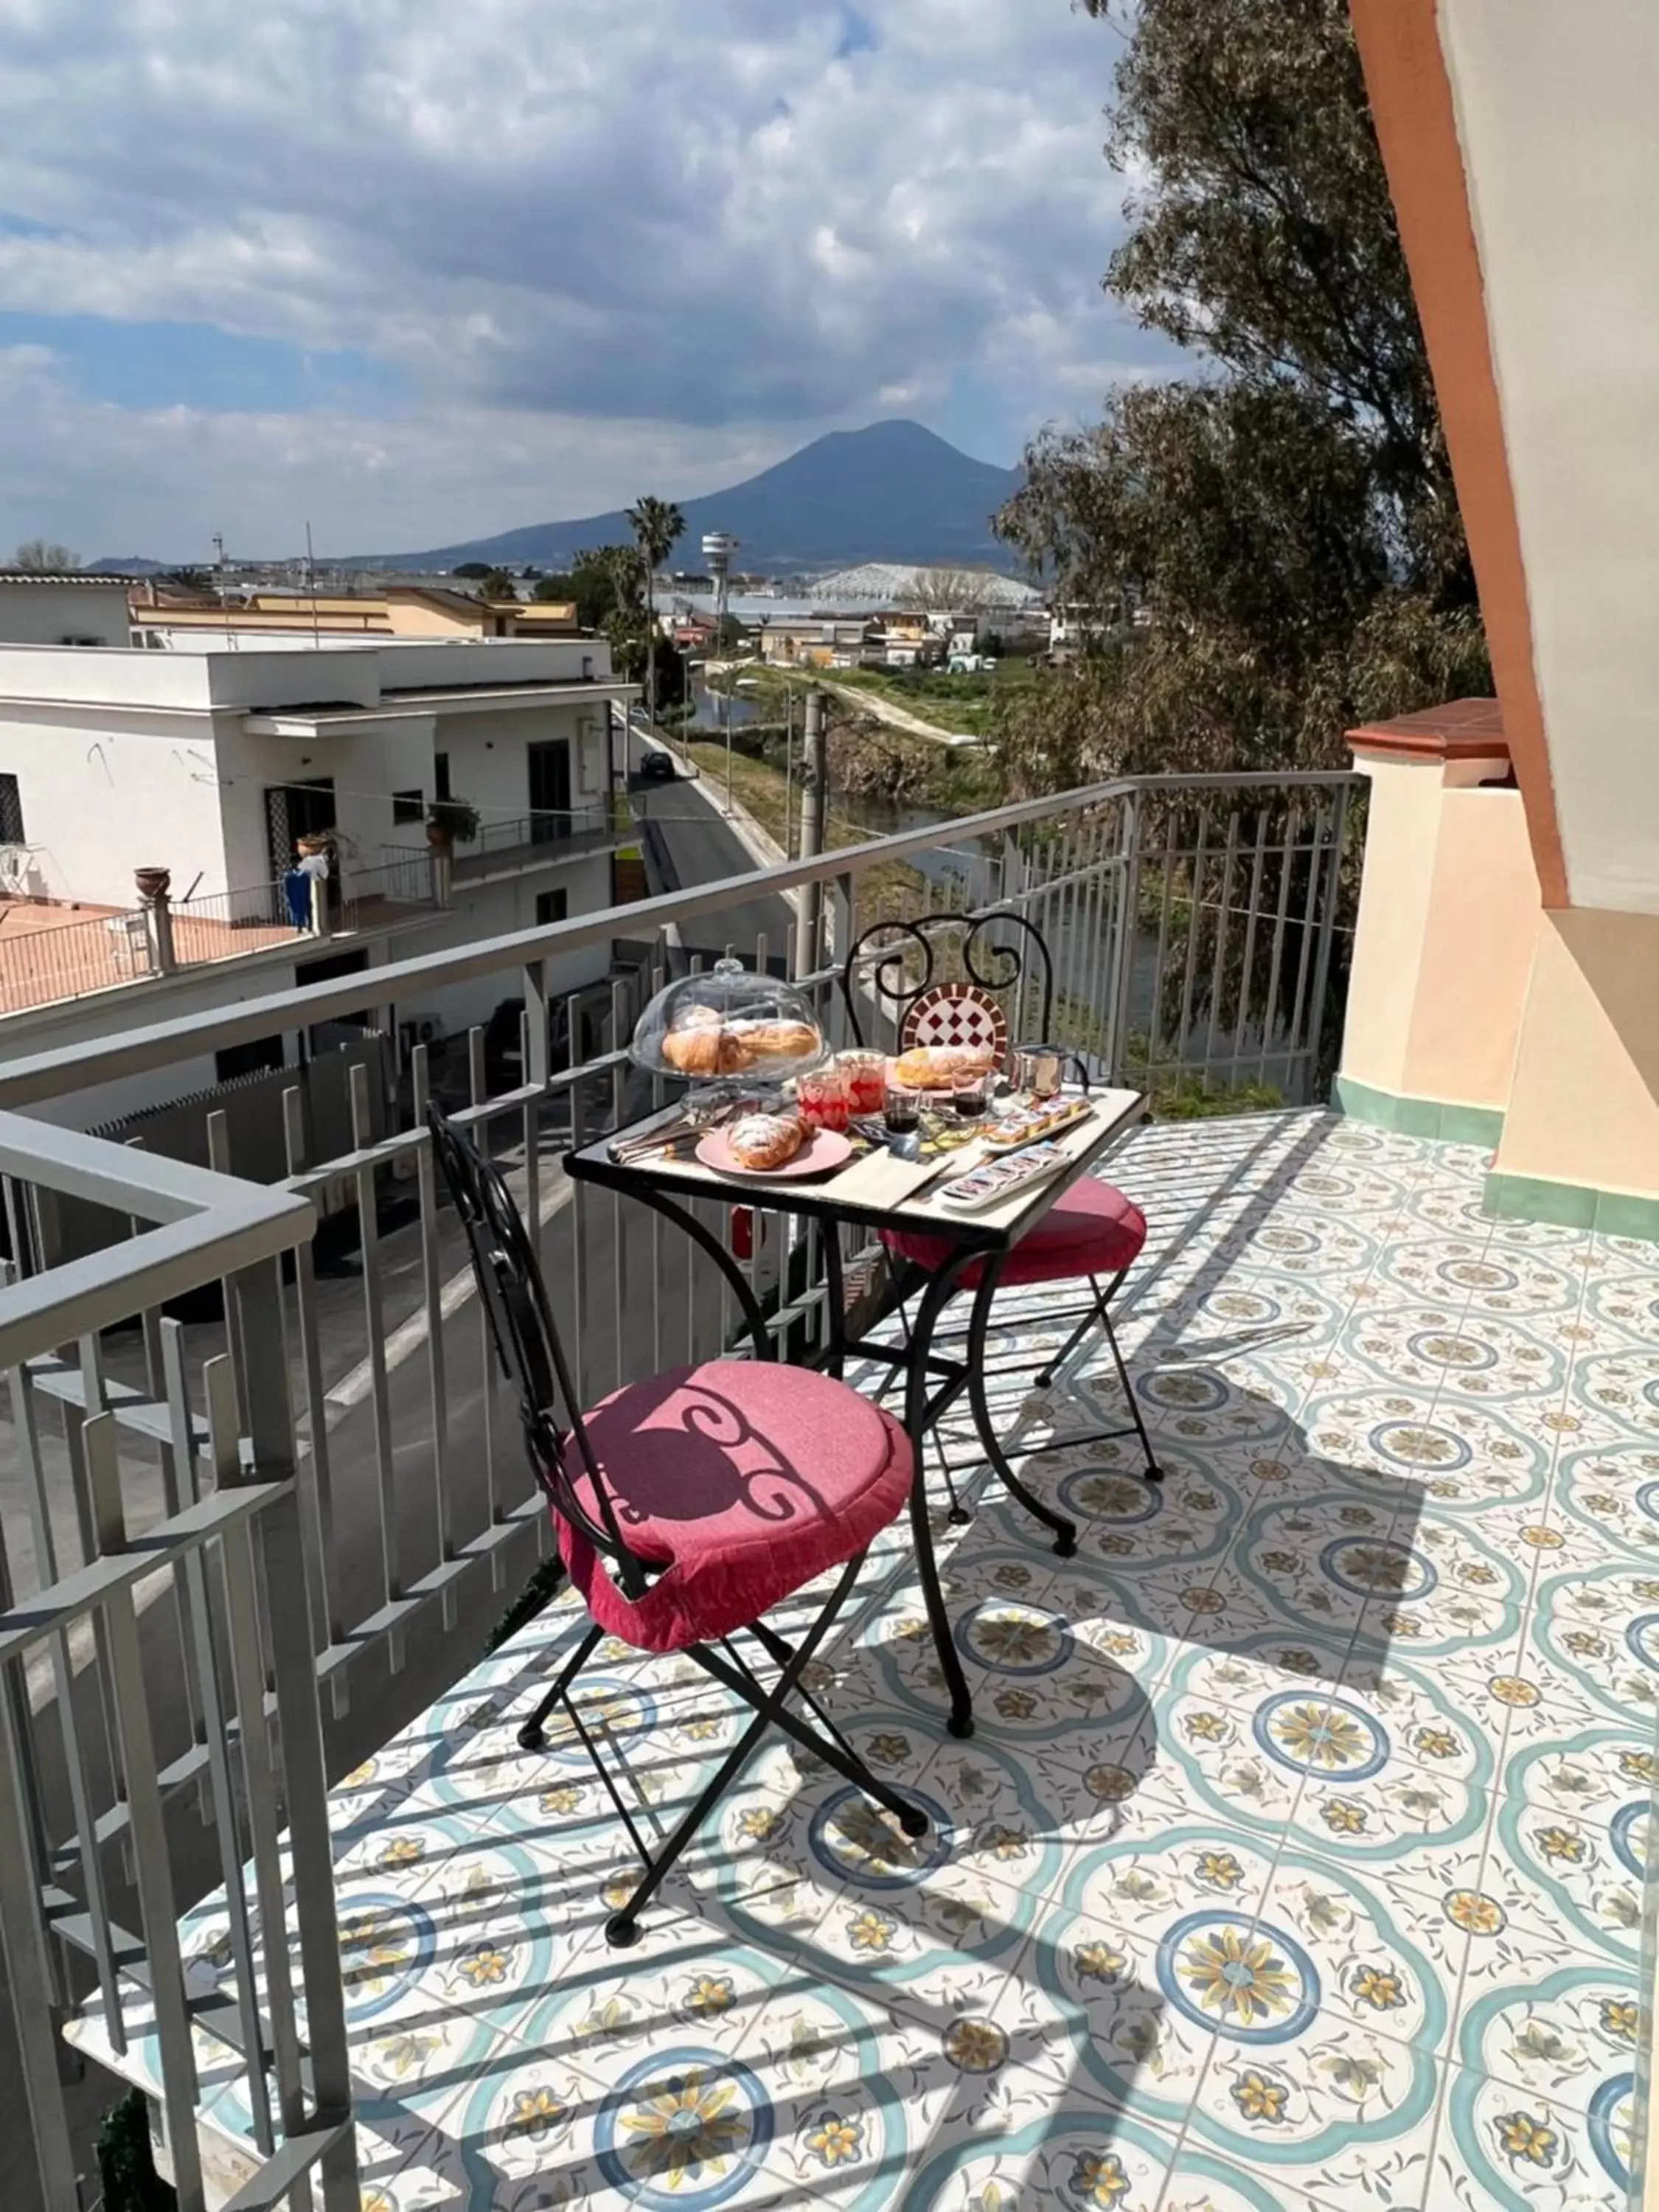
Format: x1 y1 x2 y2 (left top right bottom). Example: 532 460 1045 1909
428 1105 930 1947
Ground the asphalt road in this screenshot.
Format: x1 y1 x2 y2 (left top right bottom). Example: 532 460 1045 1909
631 766 797 970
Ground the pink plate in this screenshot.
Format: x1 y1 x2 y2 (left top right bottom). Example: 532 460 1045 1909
695 1127 854 1180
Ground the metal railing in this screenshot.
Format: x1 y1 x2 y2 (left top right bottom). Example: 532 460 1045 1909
0 1122 353 2210
379 803 616 888
171 880 308 970
0 905 153 1014
0 768 1360 2208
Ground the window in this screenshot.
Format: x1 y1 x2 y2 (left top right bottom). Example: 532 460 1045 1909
58 634 105 648
535 889 568 928
0 773 24 844
434 752 451 801
392 788 425 825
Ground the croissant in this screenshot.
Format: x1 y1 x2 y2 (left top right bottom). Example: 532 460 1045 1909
731 1018 821 1060
894 1043 995 1090
663 1022 757 1076
728 1112 806 1169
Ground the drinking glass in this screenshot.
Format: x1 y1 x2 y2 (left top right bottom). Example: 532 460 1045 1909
837 1049 887 1119
797 1068 849 1133
883 1082 922 1136
952 1074 992 1122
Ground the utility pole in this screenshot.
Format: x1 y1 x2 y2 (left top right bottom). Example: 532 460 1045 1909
782 684 796 860
797 686 827 978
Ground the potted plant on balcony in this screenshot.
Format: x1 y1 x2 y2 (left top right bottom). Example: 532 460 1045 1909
426 798 481 849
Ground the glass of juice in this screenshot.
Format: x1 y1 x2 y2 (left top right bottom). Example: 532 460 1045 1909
797 1067 849 1132
837 1050 888 1119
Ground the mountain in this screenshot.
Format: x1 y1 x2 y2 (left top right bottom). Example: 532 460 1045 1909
352 420 1023 575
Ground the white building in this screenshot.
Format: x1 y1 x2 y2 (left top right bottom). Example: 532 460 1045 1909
0 568 135 650
0 633 639 1127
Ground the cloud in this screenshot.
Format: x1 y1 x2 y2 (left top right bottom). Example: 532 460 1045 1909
0 0 1173 554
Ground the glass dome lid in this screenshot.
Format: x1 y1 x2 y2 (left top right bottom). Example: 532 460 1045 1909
630 956 828 1086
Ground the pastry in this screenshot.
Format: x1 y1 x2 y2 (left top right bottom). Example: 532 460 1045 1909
663 1020 757 1077
731 1018 821 1060
894 1043 996 1090
728 1112 806 1170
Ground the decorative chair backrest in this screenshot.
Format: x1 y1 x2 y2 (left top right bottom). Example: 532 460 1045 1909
838 907 1057 1062
426 1106 648 1596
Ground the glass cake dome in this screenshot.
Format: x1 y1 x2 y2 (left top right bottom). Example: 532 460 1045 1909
630 956 828 1089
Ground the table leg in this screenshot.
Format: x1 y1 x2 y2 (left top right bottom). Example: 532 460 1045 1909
821 1222 846 1379
965 1261 1079 1558
904 1251 981 1739
624 1186 773 1360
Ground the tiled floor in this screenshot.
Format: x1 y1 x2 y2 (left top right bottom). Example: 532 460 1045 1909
72 1112 1659 2208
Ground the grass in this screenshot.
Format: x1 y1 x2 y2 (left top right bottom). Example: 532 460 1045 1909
821 660 1038 738
683 739 926 928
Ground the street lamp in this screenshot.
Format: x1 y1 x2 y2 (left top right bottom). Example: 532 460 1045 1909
701 531 740 811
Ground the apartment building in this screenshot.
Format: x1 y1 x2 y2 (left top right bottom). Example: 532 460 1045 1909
0 633 639 1127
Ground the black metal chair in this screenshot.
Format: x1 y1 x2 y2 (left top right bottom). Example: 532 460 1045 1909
428 1105 930 1947
840 908 1162 1530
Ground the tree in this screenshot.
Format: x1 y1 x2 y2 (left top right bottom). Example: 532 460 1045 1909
910 567 1004 616
13 538 78 571
451 561 493 580
626 496 687 729
163 566 212 593
992 0 1487 790
479 567 518 601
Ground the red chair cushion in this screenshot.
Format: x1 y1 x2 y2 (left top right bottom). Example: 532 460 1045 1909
883 1176 1147 1290
555 1360 913 1653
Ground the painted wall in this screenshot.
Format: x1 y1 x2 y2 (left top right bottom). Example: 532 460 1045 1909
389 858 617 1039
1338 751 1536 1114
1495 908 1659 1201
0 707 228 904
435 702 609 831
0 582 133 649
1437 0 1659 914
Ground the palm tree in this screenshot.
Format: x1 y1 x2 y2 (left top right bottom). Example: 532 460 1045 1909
625 496 686 729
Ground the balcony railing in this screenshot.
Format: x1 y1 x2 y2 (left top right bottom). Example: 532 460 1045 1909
380 801 620 887
0 769 1360 2208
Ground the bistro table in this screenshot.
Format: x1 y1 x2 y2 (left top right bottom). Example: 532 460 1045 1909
566 1084 1147 1737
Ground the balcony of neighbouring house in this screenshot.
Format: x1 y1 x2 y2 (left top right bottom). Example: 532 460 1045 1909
0 759 1652 2212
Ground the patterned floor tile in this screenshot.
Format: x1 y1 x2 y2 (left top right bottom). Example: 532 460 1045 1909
71 1113 1659 2208
1433 2059 1634 2211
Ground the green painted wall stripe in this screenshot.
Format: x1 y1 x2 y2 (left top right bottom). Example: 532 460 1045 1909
1331 1075 1506 1147
1334 1074 1659 1244
1482 1170 1659 1244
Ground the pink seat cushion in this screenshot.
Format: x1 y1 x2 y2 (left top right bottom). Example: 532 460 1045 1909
555 1360 913 1652
884 1176 1147 1289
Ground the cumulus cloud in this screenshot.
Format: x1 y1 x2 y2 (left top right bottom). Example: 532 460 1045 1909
0 0 1169 554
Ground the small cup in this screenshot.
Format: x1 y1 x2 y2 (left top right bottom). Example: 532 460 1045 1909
1016 1048 1062 1101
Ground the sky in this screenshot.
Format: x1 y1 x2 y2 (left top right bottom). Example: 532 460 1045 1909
0 0 1170 562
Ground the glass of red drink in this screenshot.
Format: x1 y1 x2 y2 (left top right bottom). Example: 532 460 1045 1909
797 1068 850 1132
836 1050 887 1119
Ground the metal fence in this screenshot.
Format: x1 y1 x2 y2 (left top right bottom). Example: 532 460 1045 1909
0 768 1360 2208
